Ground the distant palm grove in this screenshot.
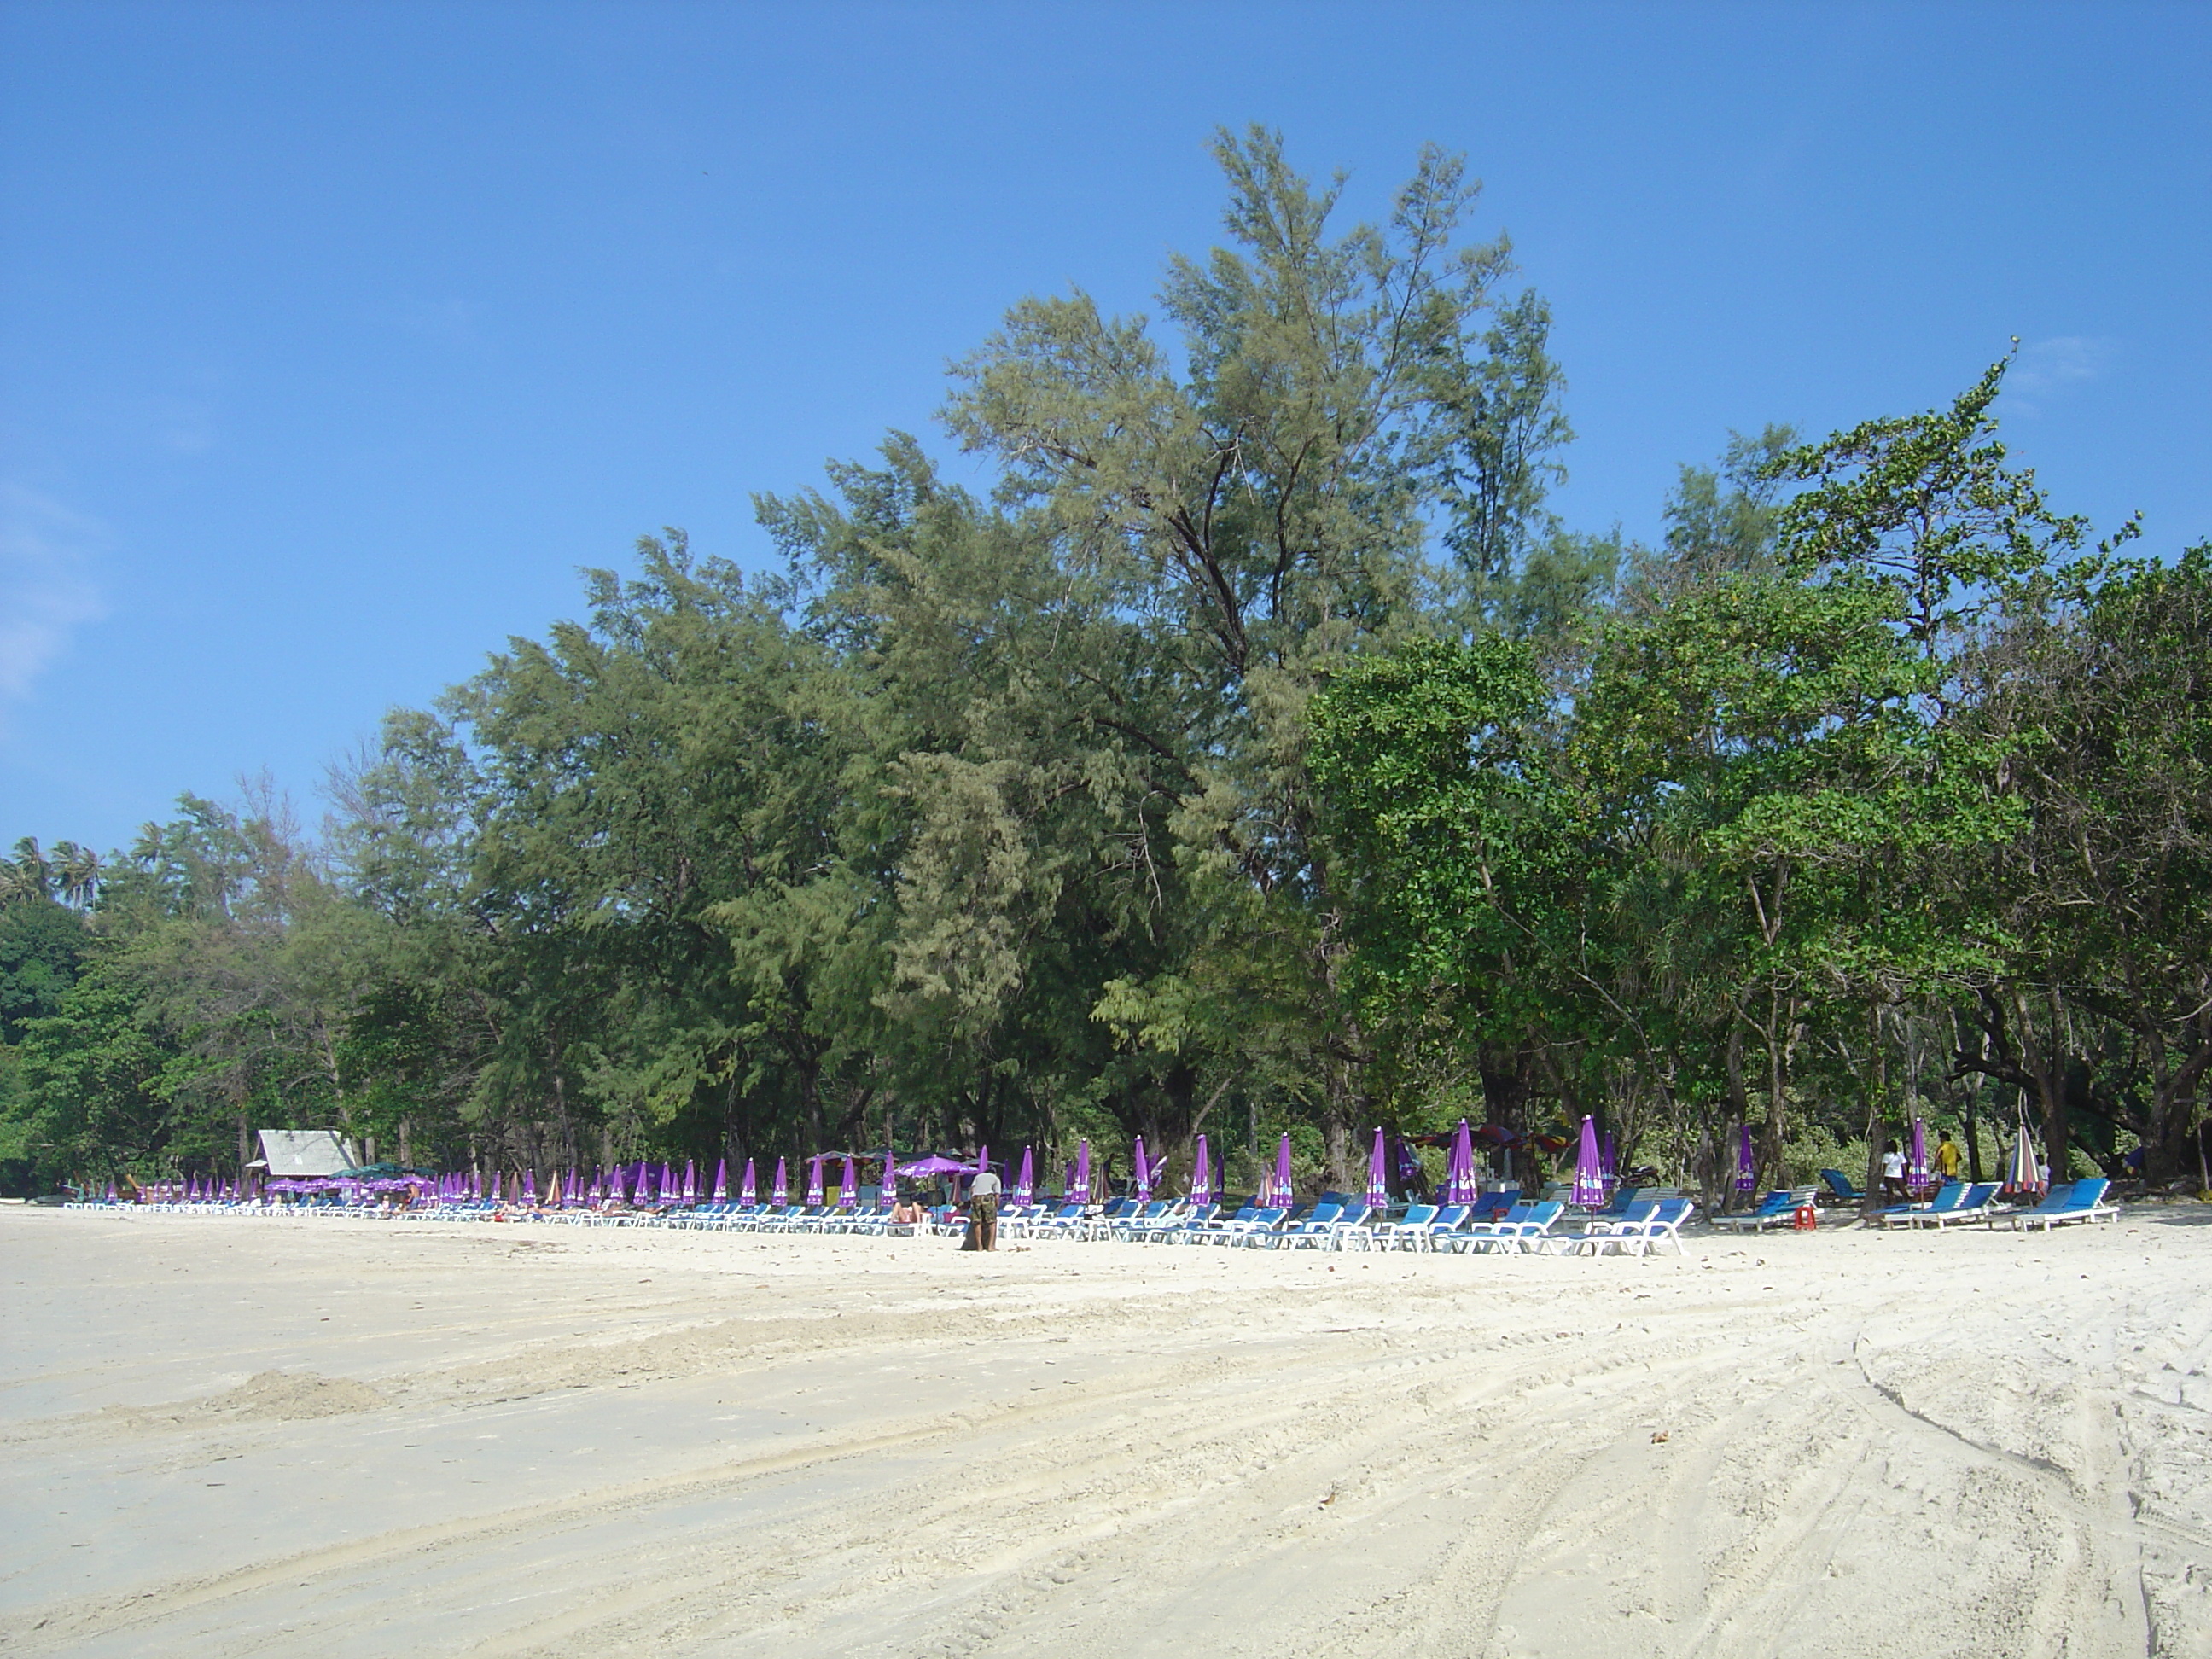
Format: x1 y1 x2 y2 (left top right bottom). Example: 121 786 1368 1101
3 131 2208 1203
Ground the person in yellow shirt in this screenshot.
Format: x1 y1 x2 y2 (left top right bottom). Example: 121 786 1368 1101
1933 1129 1964 1182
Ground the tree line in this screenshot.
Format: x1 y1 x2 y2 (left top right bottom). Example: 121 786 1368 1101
4 130 2207 1204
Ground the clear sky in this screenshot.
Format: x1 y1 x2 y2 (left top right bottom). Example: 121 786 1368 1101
3 1 2207 853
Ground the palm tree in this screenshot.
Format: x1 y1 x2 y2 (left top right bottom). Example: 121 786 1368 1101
9 837 50 901
53 841 102 909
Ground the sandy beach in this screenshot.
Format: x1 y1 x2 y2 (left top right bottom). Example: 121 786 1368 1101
2 1206 2207 1657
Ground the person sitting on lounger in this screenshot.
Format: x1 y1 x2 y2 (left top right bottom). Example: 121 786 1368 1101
1880 1140 1908 1203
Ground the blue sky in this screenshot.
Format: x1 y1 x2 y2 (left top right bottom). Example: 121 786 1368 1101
3 1 2207 853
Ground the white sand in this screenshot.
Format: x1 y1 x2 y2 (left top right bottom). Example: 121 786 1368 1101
2 1205 2207 1657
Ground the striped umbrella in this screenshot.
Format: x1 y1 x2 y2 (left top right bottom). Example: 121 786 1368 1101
1735 1125 1756 1194
771 1156 789 1206
1190 1134 1214 1206
741 1158 758 1206
1132 1138 1153 1202
1013 1146 1034 1205
1365 1126 1390 1211
1572 1115 1606 1207
2004 1110 2042 1196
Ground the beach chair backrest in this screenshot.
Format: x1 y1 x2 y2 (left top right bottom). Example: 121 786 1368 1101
1227 1206 1257 1224
1254 1207 1289 1226
2034 1182 2075 1212
1928 1180 1965 1212
1401 1204 1438 1227
1497 1202 1534 1225
1820 1168 1860 1198
2068 1178 2109 1209
1962 1183 1999 1210
1650 1198 1693 1225
1430 1204 1470 1229
1526 1202 1564 1227
1305 1203 1344 1227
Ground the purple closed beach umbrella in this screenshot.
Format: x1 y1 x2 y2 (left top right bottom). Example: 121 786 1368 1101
524 1169 537 1204
1572 1115 1606 1207
1273 1132 1294 1208
1447 1120 1478 1205
610 1165 628 1202
1735 1124 1757 1194
1132 1138 1152 1202
1908 1117 1929 1195
840 1156 858 1207
1073 1139 1091 1203
880 1149 897 1209
684 1160 697 1202
1014 1146 1034 1204
741 1158 758 1205
771 1156 789 1206
661 1162 677 1202
1191 1134 1213 1206
805 1155 824 1207
1366 1126 1390 1211
713 1158 728 1202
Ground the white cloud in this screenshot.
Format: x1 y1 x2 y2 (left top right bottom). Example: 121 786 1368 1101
2009 335 2110 402
0 483 108 705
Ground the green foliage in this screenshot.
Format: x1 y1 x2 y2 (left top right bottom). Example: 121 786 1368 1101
9 138 2203 1206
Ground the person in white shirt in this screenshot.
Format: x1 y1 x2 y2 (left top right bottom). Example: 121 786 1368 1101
964 1165 1003 1251
1879 1140 1908 1203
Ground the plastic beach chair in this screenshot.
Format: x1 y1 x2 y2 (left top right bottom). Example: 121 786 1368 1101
1377 1203 1437 1249
1874 1179 1967 1226
1713 1188 1815 1232
1819 1167 1865 1204
1218 1206 1289 1246
1897 1182 1999 1228
1557 1200 1661 1254
1417 1203 1473 1251
2000 1178 2116 1231
1272 1202 1346 1249
1610 1196 1696 1254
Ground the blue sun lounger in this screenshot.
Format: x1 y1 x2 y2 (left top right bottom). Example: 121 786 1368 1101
1874 1179 1966 1226
1895 1181 1999 1228
2000 1178 2116 1231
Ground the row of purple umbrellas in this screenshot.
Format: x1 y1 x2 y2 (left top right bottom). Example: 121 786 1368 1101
123 1121 1575 1210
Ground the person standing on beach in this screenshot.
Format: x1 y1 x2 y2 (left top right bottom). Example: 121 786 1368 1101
1933 1130 1962 1183
964 1162 1003 1252
1880 1139 1909 1202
